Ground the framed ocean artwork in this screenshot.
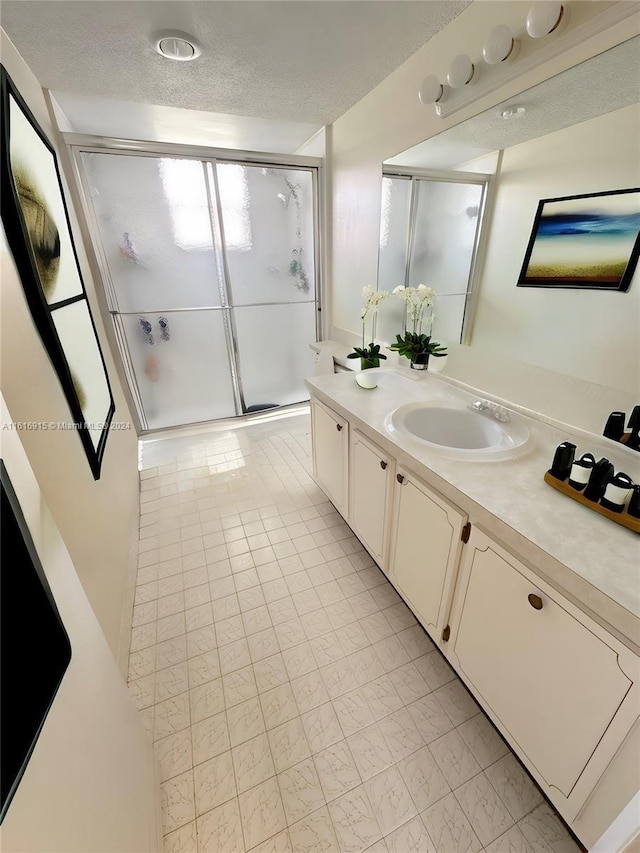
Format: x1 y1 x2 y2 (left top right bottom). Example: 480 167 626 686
0 66 114 478
518 188 640 291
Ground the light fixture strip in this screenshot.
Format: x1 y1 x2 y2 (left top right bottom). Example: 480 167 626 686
416 1 636 119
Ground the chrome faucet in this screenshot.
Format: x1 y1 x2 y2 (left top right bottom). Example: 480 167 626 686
468 399 511 423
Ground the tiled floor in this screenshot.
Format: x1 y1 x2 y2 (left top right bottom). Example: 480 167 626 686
128 409 583 853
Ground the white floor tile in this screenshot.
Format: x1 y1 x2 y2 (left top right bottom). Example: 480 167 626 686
223 666 259 708
313 740 362 802
455 771 514 846
197 797 244 853
260 683 299 730
193 750 236 815
232 733 276 795
328 784 382 853
161 769 196 835
268 716 312 773
227 697 266 748
518 803 582 853
132 415 578 853
429 729 482 789
385 814 436 853
364 766 416 836
457 713 510 770
238 777 287 850
162 820 197 853
485 754 544 822
277 758 326 824
301 702 344 754
288 806 339 853
422 791 482 853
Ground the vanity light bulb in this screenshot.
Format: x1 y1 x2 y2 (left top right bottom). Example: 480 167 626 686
419 75 446 105
526 1 565 38
447 54 477 88
483 24 517 64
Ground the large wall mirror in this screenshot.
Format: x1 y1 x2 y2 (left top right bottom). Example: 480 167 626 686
378 36 640 396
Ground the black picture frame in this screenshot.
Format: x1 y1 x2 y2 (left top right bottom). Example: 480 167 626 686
0 66 115 479
0 460 72 823
517 188 640 292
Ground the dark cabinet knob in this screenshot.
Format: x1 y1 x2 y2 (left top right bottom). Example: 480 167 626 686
336 423 343 432
396 473 405 484
380 460 387 470
528 593 543 610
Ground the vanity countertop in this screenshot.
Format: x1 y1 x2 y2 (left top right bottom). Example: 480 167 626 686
306 368 640 651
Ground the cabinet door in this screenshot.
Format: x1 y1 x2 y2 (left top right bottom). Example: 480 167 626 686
311 401 348 514
350 431 393 568
389 470 466 639
449 528 634 798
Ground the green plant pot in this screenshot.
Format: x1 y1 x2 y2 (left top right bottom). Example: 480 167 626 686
410 353 429 370
360 357 380 370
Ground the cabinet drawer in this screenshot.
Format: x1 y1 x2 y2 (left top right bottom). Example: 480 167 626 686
450 530 633 797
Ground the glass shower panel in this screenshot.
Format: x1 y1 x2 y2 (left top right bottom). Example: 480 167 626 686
81 153 222 312
378 176 412 293
214 164 315 305
377 176 412 343
233 303 317 411
409 180 484 342
121 310 236 430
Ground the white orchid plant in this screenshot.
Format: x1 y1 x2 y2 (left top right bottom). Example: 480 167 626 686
389 284 447 364
347 285 390 367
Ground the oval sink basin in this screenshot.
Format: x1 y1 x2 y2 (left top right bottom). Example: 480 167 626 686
385 403 530 461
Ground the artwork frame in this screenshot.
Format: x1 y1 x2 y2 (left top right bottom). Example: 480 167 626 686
517 188 640 292
0 66 114 479
0 460 72 822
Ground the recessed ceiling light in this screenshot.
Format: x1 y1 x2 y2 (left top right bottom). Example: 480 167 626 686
500 105 527 119
152 30 202 62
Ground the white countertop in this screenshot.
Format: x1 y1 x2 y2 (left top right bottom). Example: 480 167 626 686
306 367 640 651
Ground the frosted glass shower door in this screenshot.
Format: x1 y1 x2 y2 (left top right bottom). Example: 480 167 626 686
214 163 317 412
81 152 237 428
378 176 412 342
409 180 484 342
121 311 236 430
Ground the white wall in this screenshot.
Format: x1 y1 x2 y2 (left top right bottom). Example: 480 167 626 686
0 30 139 666
329 2 640 422
472 103 639 396
51 89 321 154
0 394 160 853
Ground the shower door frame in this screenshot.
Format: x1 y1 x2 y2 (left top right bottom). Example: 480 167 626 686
381 166 494 346
66 135 323 433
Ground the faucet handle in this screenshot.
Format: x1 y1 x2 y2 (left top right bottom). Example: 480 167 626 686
469 399 510 422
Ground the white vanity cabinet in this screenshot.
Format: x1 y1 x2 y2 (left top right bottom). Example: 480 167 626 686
388 469 467 642
447 526 640 818
307 389 640 845
349 430 394 569
311 400 349 515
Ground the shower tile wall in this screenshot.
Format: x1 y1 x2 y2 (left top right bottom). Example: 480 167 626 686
128 412 582 853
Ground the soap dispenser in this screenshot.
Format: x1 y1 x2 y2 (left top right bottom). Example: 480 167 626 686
626 406 640 451
568 453 595 491
603 412 626 442
600 472 634 513
549 442 576 481
583 458 614 502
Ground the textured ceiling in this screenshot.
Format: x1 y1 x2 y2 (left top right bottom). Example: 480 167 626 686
386 36 640 169
1 0 470 124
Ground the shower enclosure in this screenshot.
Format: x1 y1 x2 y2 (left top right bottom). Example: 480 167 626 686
71 144 319 431
377 169 490 345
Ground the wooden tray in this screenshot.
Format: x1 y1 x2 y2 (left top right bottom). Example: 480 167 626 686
544 471 640 534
